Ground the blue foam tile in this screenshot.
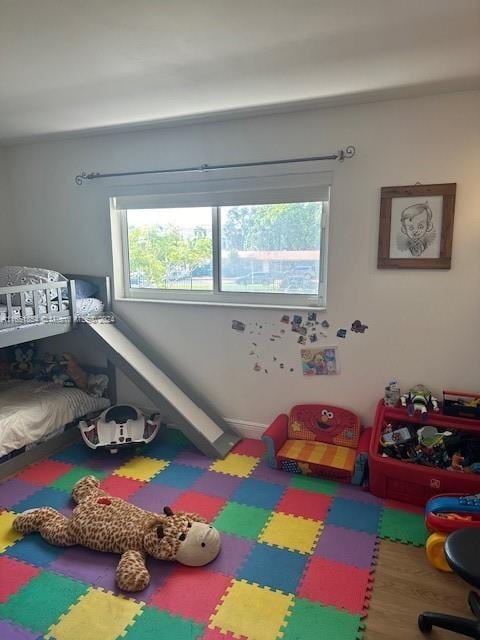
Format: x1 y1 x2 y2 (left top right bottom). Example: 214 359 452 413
140 438 187 462
150 463 205 490
238 542 308 594
13 487 73 513
231 478 286 510
52 443 96 466
325 497 382 534
7 532 68 568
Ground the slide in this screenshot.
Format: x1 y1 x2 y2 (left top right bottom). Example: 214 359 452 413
83 316 241 458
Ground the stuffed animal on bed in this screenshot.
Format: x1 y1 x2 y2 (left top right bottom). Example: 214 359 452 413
13 475 221 592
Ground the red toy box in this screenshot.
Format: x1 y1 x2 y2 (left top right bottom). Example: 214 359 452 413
369 400 480 506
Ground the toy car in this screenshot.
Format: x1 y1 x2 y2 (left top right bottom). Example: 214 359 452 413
425 493 480 571
79 404 160 453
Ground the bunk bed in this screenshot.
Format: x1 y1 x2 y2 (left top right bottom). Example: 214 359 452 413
0 268 115 477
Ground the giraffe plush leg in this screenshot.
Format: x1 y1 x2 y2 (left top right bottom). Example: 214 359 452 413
71 475 104 504
116 550 150 592
14 507 76 546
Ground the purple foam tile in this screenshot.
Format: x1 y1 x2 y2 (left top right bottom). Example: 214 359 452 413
129 483 184 512
208 533 255 577
51 545 119 587
0 620 40 640
87 452 132 472
337 485 384 506
109 559 177 603
0 478 40 510
251 463 292 486
174 450 213 469
191 471 242 499
314 524 377 568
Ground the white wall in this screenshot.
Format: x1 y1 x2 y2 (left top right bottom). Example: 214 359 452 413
0 149 14 260
3 91 480 427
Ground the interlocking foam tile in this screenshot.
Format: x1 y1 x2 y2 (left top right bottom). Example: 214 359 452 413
151 463 205 490
52 443 97 466
0 570 88 633
172 491 226 521
231 478 285 510
207 533 255 577
114 456 169 482
250 463 292 486
238 542 308 594
0 557 40 603
380 507 428 546
162 428 194 447
13 487 72 513
122 604 204 640
298 556 371 614
174 449 213 469
0 479 39 510
314 524 377 568
130 483 184 512
276 487 332 521
52 466 108 493
192 472 242 499
16 460 74 487
231 439 265 458
259 512 322 554
384 498 424 515
209 579 294 640
0 511 22 552
209 453 259 479
150 566 232 623
86 451 133 473
50 546 119 588
326 497 382 535
46 587 143 640
139 438 188 462
290 474 339 496
7 533 68 568
337 484 384 506
213 502 271 540
281 597 362 640
200 628 246 640
99 475 145 500
0 619 40 640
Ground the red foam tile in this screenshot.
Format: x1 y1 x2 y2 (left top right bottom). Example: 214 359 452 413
298 556 370 614
150 566 232 623
201 628 247 640
99 475 145 499
172 491 226 522
0 556 40 602
16 460 73 486
231 439 265 458
384 499 424 515
277 487 332 521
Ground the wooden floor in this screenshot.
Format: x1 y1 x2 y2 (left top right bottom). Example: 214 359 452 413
366 540 471 639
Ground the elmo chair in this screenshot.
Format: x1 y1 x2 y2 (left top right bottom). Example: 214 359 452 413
262 404 371 485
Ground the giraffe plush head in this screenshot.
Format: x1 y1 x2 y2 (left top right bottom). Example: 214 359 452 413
143 506 221 566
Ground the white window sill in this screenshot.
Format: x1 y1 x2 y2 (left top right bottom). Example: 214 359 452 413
114 296 326 312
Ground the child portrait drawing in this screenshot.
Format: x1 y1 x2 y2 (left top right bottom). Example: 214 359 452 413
389 195 443 260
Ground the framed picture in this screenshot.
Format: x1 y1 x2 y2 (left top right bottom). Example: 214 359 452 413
377 183 456 269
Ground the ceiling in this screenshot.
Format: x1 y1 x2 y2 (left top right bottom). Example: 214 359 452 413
0 0 479 142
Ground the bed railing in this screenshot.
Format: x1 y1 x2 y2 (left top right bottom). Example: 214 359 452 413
0 280 76 329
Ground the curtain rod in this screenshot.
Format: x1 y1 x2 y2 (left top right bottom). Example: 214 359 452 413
74 145 355 185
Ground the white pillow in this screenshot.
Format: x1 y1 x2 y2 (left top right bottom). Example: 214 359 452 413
0 266 66 287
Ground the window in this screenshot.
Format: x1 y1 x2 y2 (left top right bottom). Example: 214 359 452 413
111 168 330 308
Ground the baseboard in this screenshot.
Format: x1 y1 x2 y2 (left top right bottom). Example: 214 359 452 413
223 418 267 440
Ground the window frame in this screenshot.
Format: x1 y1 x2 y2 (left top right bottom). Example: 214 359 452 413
111 169 331 310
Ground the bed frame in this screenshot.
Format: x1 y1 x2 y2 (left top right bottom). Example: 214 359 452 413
0 274 111 349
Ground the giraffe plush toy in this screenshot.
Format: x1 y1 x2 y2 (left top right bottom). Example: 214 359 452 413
13 475 221 592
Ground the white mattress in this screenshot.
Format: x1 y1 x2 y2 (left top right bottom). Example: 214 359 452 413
0 379 110 457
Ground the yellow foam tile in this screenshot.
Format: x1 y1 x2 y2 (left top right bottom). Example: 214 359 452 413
209 579 293 640
0 511 22 553
209 453 259 478
259 511 322 554
46 587 143 640
113 456 169 481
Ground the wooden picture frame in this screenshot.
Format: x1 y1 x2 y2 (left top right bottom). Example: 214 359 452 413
377 183 456 269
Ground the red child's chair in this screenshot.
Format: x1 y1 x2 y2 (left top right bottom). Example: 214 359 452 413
262 404 371 485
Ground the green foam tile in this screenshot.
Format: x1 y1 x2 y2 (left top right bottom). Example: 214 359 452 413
380 507 428 546
0 570 88 633
123 606 204 640
281 598 362 640
162 428 192 447
213 502 271 539
51 466 108 493
290 475 339 496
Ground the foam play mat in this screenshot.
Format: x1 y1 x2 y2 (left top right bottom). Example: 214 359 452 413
0 432 428 640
